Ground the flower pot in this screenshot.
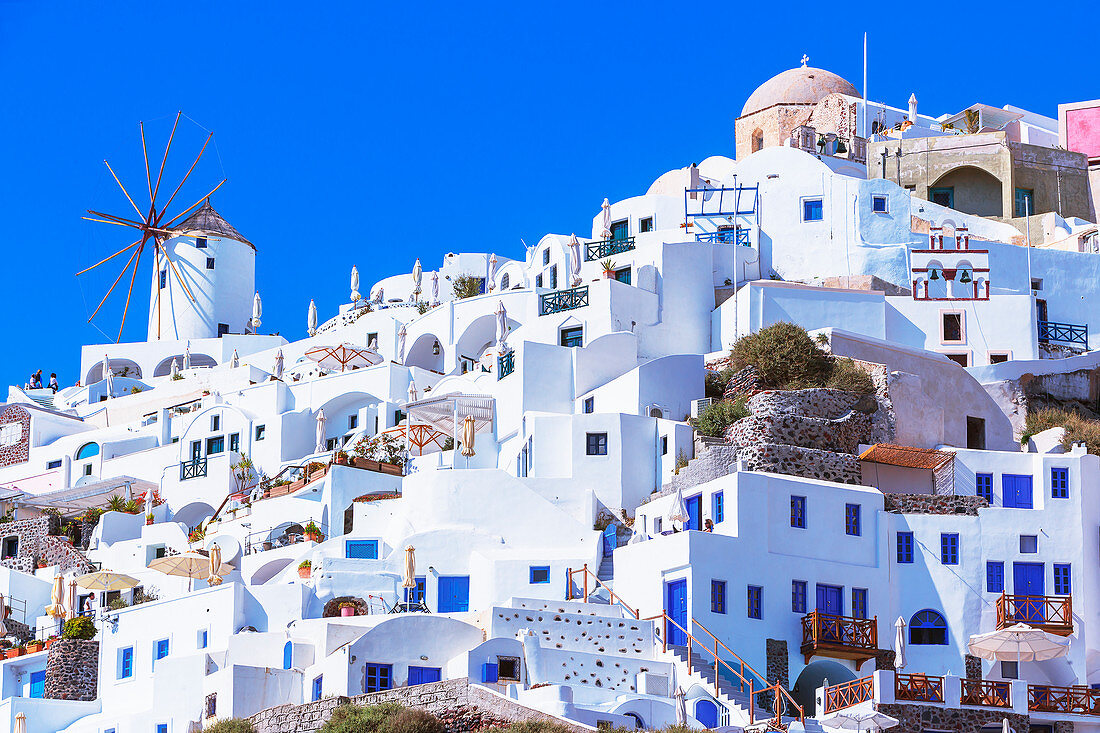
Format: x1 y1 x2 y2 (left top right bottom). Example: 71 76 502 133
45 639 55 649
305 532 323 543
603 270 615 279
262 541 273 551
26 642 43 654
298 566 311 579
6 648 24 658
340 606 355 617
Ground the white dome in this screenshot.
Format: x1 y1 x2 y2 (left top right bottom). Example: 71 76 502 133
740 67 860 117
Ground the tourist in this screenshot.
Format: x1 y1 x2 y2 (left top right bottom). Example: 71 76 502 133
704 519 714 532
47 373 59 393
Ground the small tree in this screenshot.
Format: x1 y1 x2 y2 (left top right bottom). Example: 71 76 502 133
691 398 750 438
205 720 257 733
731 322 832 390
451 273 482 300
62 616 97 640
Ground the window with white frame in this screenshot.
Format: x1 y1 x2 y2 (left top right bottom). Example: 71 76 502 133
0 423 20 446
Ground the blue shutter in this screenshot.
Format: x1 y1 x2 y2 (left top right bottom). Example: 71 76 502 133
713 492 724 524
312 675 323 701
409 666 442 685
1051 468 1069 498
1054 564 1071 595
987 562 1004 593
346 540 379 559
975 473 993 502
685 496 701 531
896 532 914 563
29 669 45 698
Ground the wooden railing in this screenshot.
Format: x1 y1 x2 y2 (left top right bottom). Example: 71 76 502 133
824 676 873 713
960 678 1011 708
996 593 1073 634
565 565 803 726
800 611 878 661
1028 684 1100 715
895 673 944 703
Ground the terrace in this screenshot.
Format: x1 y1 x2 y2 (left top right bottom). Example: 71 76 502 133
800 611 879 665
996 593 1073 636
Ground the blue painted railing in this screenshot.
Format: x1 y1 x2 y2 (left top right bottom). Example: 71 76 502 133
539 285 589 316
1038 320 1088 347
180 457 208 481
497 350 515 380
696 229 750 246
585 237 636 261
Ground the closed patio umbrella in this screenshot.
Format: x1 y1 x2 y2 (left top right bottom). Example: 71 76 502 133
487 253 498 291
569 234 582 286
820 710 899 732
251 292 262 331
601 198 612 239
351 265 360 302
0 593 7 636
208 543 224 587
431 272 439 304
403 545 416 589
893 616 906 669
231 350 239 368
968 623 1069 662
102 354 113 398
315 409 327 454
1002 719 1012 733
45 575 66 619
274 349 284 380
408 380 418 403
459 415 476 459
74 571 139 592
495 300 509 353
14 712 25 733
308 299 318 336
667 486 689 527
144 488 154 518
674 686 686 725
170 358 180 380
412 258 423 300
397 325 407 363
183 341 191 369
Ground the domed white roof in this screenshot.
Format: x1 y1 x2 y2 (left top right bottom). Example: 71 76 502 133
740 66 860 117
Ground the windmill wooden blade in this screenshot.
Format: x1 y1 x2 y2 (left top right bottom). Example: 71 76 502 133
87 246 141 323
104 160 145 220
161 179 226 229
150 111 182 214
75 238 140 277
156 132 212 223
116 243 145 342
140 121 154 206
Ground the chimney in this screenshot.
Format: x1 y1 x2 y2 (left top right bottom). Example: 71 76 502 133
908 93 918 122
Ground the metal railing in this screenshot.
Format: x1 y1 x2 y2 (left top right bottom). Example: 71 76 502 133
695 229 750 246
824 676 873 713
895 673 944 703
960 678 1011 708
996 593 1072 632
1038 320 1088 347
800 611 878 651
180 457 208 481
539 285 589 316
1028 684 1100 715
497 351 514 380
585 237 636 261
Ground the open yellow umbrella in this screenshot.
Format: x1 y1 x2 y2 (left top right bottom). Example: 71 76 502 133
402 546 416 589
75 571 139 592
459 415 476 458
45 575 66 619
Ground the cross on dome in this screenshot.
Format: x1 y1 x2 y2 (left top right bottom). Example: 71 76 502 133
800 54 809 67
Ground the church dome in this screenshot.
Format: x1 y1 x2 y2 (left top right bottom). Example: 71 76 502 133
740 66 860 117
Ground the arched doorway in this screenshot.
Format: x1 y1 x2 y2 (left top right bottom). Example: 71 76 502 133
405 333 444 373
791 659 857 713
929 166 1004 217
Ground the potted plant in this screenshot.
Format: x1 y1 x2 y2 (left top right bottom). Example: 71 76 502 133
7 645 25 658
26 639 44 654
303 522 324 543
45 635 58 650
146 512 154 525
297 560 312 579
339 602 357 618
335 451 349 466
599 259 617 279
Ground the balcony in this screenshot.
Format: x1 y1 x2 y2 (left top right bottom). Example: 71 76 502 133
539 285 589 316
800 611 878 664
1029 684 1100 716
823 676 874 713
996 594 1073 636
695 229 750 246
789 125 867 164
960 678 1011 708
1038 320 1088 348
585 237 635 261
895 673 944 703
180 457 207 481
497 350 514 380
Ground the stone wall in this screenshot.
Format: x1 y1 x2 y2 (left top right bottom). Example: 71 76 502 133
0 405 31 467
965 655 981 680
44 639 98 701
883 494 988 516
737 444 862 485
0 516 90 575
249 677 589 733
765 639 788 689
876 702 1028 733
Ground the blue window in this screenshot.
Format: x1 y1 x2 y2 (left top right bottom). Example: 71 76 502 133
852 588 868 619
790 496 806 528
120 646 133 679
345 540 379 559
206 436 224 455
910 609 948 645
408 666 442 686
987 561 1004 593
941 533 959 565
561 327 584 348
365 663 393 693
897 532 914 563
529 566 550 584
792 580 807 613
802 198 824 222
711 580 726 614
283 642 293 670
157 726 167 733
583 396 594 414
975 473 993 503
404 576 426 604
1051 468 1069 498
713 491 724 524
76 442 100 460
1054 564 1072 595
199 629 208 649
871 195 888 213
29 669 45 698
747 585 762 619
155 638 169 665
47 459 62 470
586 432 607 455
845 504 861 536
312 675 323 701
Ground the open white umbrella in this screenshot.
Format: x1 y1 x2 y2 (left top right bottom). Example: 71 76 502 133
207 543 224 587
102 354 114 398
412 259 423 300
305 343 382 372
315 409 327 454
170 358 180 380
569 234 583 286
495 300 509 353
431 272 439 303
274 349 284 380
893 616 906 669
230 350 239 368
45 575 66 619
149 552 232 592
350 266 361 302
251 292 262 331
674 686 686 725
307 299 318 336
667 486 689 527
397 325 407 364
820 710 899 732
403 545 416 589
184 341 192 369
460 415 476 459
487 253 498 291
968 623 1069 662
601 197 612 239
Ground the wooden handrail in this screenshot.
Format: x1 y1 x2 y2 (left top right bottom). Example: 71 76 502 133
997 593 1073 630
824 676 874 713
565 565 639 618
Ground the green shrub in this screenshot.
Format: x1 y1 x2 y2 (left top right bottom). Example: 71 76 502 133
107 598 129 611
205 719 257 733
484 721 576 733
383 708 446 733
62 616 96 640
1021 407 1100 454
691 398 749 438
704 368 735 399
732 322 832 390
825 358 875 394
322 702 404 733
451 273 482 300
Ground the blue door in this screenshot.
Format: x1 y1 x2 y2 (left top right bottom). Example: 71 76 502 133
29 669 45 698
1003 474 1033 509
816 584 844 642
695 699 718 728
664 579 688 647
408 666 442 686
685 496 702 531
1013 563 1045 622
437 576 470 613
602 525 617 556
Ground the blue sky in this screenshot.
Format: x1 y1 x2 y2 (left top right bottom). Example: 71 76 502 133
0 1 1095 390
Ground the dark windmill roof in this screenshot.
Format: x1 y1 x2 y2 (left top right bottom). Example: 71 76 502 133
173 200 255 249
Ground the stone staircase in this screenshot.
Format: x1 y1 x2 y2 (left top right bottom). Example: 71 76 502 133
21 388 56 411
664 644 773 725
596 552 614 582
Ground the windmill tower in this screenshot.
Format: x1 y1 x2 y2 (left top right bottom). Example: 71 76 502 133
78 112 256 344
